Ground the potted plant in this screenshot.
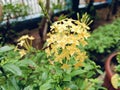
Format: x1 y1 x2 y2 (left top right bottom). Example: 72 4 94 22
103 51 120 90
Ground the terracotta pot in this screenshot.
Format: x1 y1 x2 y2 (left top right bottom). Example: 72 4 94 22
103 52 120 90
0 4 2 21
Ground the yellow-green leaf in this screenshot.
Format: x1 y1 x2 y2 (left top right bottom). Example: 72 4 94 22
111 74 119 89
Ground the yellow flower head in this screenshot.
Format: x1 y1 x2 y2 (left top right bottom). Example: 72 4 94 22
16 35 35 51
14 35 35 58
45 17 91 69
17 35 29 42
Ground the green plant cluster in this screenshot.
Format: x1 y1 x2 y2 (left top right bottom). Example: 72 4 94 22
2 3 29 20
0 13 106 90
85 18 120 54
0 45 44 90
0 45 106 90
116 52 120 72
0 3 29 45
52 0 64 11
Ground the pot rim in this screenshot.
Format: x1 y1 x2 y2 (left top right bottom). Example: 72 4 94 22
105 51 118 80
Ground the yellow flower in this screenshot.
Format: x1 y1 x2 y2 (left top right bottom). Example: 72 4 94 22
28 36 35 40
80 22 90 30
61 49 70 60
18 40 25 46
55 54 63 63
45 18 90 67
61 64 70 70
57 40 66 49
76 52 87 61
19 49 26 57
74 61 83 69
49 60 54 65
45 48 51 57
80 39 88 46
17 35 35 52
79 30 90 39
17 35 29 41
54 49 70 63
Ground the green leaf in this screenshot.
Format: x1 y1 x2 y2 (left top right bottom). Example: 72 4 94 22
63 74 71 81
16 59 36 67
2 77 20 90
70 69 86 77
40 82 52 90
0 86 6 90
0 46 14 53
96 69 103 75
24 86 33 90
3 63 22 76
86 71 95 78
9 76 20 90
56 86 62 90
65 82 78 89
41 72 48 81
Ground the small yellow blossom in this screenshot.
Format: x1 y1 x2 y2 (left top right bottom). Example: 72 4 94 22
17 34 35 52
80 39 88 46
61 64 70 70
74 61 83 69
17 35 29 42
80 22 90 30
19 49 26 57
49 60 54 65
55 54 63 64
45 48 51 57
18 40 25 46
79 31 90 39
28 36 35 40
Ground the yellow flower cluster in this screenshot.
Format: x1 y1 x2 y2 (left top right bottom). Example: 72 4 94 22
45 18 90 69
15 35 35 57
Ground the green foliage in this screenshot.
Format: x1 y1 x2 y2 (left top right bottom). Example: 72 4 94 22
116 52 120 72
52 0 64 11
0 13 106 90
0 3 29 45
2 3 29 19
86 18 120 54
0 44 106 90
0 45 43 89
